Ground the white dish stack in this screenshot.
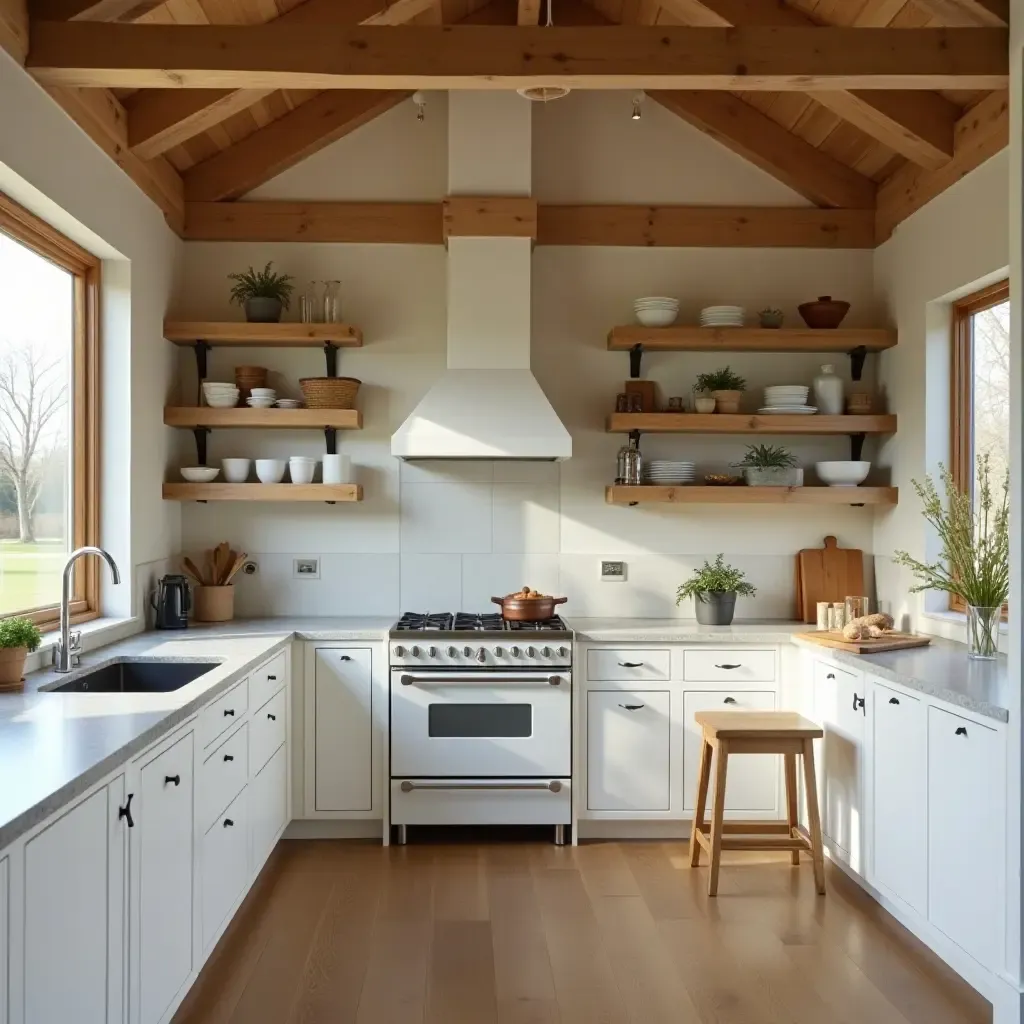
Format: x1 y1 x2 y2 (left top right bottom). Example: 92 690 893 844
646 460 695 485
759 385 817 415
247 388 277 408
633 297 679 328
699 306 745 327
202 382 240 408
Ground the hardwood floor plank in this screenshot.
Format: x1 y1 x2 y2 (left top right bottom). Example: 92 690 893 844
488 866 557 1005
433 846 490 921
426 920 498 1024
619 841 705 921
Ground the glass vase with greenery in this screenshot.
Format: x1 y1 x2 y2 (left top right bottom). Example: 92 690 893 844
228 262 295 322
893 454 1009 659
676 554 756 626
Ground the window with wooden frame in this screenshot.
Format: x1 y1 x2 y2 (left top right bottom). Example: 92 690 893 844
950 279 1010 614
0 192 100 630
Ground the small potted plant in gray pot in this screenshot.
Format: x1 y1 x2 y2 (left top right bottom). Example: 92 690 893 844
695 367 746 413
735 443 801 487
676 554 756 626
228 262 295 323
0 615 42 691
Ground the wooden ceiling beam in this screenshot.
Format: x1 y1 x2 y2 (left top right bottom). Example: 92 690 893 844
912 0 1007 26
25 25 1009 91
876 88 1007 240
517 0 540 23
32 0 161 20
652 91 876 209
183 90 408 201
0 0 27 62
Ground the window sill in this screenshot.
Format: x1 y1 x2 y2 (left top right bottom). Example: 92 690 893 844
24 616 144 675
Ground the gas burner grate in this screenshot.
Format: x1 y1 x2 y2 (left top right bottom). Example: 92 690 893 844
394 612 455 631
503 616 569 632
452 613 506 631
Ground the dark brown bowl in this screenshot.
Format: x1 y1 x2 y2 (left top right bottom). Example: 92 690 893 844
798 296 850 330
491 595 567 621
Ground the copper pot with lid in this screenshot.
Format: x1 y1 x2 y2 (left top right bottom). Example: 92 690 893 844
491 588 568 621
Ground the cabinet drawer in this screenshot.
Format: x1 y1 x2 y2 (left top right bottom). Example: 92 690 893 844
250 687 286 776
201 787 249 953
250 650 287 714
586 648 670 682
251 745 288 872
813 658 859 690
390 778 570 826
200 678 248 750
200 724 248 833
682 649 775 683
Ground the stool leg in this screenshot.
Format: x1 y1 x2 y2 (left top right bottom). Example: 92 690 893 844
690 736 713 867
784 752 799 867
707 739 729 897
801 738 826 895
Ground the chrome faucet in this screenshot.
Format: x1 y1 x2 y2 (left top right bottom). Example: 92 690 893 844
53 546 122 673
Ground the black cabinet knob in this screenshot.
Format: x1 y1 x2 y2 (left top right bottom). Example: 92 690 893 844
889 697 900 705
267 675 277 681
723 696 738 705
224 754 234 762
340 655 351 661
223 708 235 717
852 693 866 712
826 673 835 680
223 818 234 827
268 713 277 721
164 774 180 787
118 793 135 828
956 726 968 736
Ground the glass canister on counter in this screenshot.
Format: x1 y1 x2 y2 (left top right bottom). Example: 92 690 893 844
616 438 643 486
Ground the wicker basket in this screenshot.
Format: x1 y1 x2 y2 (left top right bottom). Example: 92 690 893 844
300 376 361 409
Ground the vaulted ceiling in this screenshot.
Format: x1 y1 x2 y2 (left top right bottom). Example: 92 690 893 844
0 0 1009 242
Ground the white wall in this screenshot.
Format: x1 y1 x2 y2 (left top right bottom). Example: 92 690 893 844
178 91 879 619
0 53 182 623
873 150 1009 640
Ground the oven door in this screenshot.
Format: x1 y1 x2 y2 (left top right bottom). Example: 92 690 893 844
390 670 571 778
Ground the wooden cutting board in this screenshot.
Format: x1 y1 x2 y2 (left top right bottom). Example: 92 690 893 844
795 630 931 654
795 535 865 623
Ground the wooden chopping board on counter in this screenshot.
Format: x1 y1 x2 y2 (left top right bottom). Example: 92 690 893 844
795 535 865 623
795 630 931 654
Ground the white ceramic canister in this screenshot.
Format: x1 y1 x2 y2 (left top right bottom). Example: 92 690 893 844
812 364 844 415
322 454 351 484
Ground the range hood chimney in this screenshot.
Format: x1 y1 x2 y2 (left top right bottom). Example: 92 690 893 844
391 93 572 461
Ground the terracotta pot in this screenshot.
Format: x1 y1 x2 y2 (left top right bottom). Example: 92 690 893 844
798 295 850 329
193 585 235 623
0 647 28 691
711 389 742 414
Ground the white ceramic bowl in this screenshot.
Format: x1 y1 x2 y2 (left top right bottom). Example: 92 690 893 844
255 459 286 484
221 458 251 483
275 399 302 408
636 308 678 327
205 395 240 408
815 461 870 487
249 390 277 399
246 398 276 408
288 457 317 485
181 466 219 483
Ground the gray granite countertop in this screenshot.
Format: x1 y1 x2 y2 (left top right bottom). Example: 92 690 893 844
567 618 807 644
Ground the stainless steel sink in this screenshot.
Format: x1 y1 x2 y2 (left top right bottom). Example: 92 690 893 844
47 660 220 693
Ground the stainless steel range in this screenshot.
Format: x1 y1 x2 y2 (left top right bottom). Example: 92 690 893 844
388 612 573 845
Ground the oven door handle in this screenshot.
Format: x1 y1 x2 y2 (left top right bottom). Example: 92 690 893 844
399 674 562 686
400 780 563 793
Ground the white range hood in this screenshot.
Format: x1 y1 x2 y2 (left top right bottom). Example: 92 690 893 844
391 93 572 461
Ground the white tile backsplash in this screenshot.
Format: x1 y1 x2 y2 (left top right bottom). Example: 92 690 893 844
492 483 560 554
400 481 493 554
400 554 463 611
461 554 561 611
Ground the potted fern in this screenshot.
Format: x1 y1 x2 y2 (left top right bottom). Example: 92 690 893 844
894 454 1009 659
228 262 295 323
0 616 42 691
695 367 746 413
734 443 800 487
676 554 757 626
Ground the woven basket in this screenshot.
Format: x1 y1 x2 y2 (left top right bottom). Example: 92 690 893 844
300 377 361 409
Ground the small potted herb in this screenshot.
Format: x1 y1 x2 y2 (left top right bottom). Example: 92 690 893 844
759 307 784 329
695 367 746 413
676 554 757 626
228 262 295 323
734 443 800 487
0 616 43 691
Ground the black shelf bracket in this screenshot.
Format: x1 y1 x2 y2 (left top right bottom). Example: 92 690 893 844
628 429 642 447
848 346 868 382
850 432 866 461
325 427 337 455
629 344 644 379
324 342 339 378
193 427 211 466
194 340 211 381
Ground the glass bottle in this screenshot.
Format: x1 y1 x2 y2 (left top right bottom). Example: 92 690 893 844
322 280 342 323
300 281 321 323
812 363 844 415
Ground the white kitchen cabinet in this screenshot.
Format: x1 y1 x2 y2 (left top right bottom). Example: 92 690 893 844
870 680 927 914
23 776 127 1024
928 706 1003 968
587 690 671 812
0 855 6 1024
251 744 288 872
201 787 249 953
814 659 867 869
131 729 195 1024
683 690 778 815
309 647 373 813
586 649 671 683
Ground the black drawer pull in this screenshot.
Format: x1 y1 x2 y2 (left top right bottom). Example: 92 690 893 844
853 693 865 712
223 708 235 717
223 818 235 827
889 697 899 705
619 704 645 711
618 661 644 668
715 663 741 670
723 696 738 705
826 673 835 680
223 754 234 762
267 713 277 721
164 774 180 787
118 793 134 828
267 674 277 681
956 726 968 736
340 655 351 661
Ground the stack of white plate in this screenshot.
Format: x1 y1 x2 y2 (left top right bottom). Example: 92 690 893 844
275 398 302 409
700 305 745 327
202 382 240 408
759 384 816 414
646 460 696 485
247 387 277 408
634 297 679 328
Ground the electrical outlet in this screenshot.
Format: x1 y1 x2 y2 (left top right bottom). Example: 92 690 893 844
242 560 258 576
293 557 320 579
600 560 626 582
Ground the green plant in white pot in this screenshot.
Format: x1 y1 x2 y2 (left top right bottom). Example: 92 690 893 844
228 262 295 323
894 453 1008 659
734 443 800 487
0 616 42 691
676 554 757 626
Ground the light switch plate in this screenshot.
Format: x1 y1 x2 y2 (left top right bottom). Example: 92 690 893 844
600 560 626 582
293 557 320 579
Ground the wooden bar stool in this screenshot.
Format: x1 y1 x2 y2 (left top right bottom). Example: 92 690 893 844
689 710 826 897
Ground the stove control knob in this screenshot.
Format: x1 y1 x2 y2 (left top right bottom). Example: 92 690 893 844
447 646 457 658
463 646 473 657
476 648 486 663
541 646 552 657
557 646 568 658
494 646 504 658
510 646 521 658
429 646 438 658
394 645 405 657
527 646 537 658
411 645 420 657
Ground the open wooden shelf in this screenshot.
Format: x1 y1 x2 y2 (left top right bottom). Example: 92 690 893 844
607 325 896 353
163 483 362 502
606 485 898 506
164 407 362 429
606 413 896 435
164 321 362 346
